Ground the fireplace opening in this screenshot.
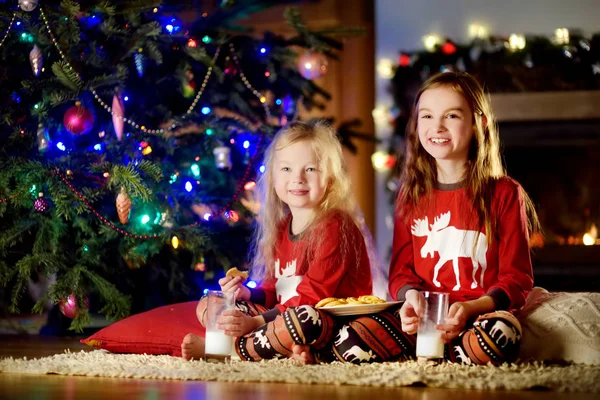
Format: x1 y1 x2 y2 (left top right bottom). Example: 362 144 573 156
500 119 600 291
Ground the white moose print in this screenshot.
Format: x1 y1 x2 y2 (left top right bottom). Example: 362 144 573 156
335 325 350 346
342 345 376 363
296 305 322 326
274 259 304 303
411 211 488 291
473 319 488 329
489 320 521 348
453 346 472 365
253 330 271 349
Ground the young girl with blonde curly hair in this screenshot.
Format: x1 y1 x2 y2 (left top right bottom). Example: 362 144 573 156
181 120 381 363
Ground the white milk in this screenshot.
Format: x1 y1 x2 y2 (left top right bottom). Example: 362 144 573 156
205 329 233 357
416 331 444 359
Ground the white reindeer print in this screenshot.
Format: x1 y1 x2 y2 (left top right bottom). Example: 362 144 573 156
411 212 488 291
453 346 472 365
296 305 322 326
342 345 376 363
274 259 304 303
473 319 488 329
489 320 521 348
253 330 271 349
335 325 350 346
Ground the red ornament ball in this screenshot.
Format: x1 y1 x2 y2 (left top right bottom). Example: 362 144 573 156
224 60 238 76
63 102 95 135
34 196 49 213
297 52 328 80
442 41 457 55
398 53 412 67
59 294 89 319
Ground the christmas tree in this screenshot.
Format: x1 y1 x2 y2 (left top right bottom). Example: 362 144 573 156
0 0 357 331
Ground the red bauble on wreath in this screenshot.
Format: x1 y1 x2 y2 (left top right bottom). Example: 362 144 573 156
63 101 95 135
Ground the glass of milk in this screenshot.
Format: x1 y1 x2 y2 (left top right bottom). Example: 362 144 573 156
204 290 235 362
416 291 449 362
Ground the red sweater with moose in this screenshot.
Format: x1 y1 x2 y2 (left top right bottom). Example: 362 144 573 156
250 211 373 322
389 178 533 310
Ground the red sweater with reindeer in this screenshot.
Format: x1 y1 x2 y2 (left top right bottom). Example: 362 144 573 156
250 211 373 321
389 177 533 310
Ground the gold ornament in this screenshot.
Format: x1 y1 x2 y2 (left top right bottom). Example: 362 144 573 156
116 187 131 224
124 253 145 269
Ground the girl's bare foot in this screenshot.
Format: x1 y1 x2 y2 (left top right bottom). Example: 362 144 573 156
290 344 316 364
181 333 205 361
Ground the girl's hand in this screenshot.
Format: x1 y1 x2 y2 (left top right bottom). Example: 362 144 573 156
399 289 426 335
218 276 251 301
217 310 263 337
438 301 471 342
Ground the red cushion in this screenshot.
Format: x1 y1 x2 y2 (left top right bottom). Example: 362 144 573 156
81 301 205 357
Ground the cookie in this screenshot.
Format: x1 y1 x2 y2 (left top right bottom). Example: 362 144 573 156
225 267 249 283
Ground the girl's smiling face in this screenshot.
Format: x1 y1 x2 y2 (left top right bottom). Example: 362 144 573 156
417 86 475 164
272 140 327 214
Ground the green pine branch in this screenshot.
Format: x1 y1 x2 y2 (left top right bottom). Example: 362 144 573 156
284 7 308 36
47 89 78 106
138 21 162 39
52 61 84 92
60 0 82 17
100 20 130 37
0 220 37 257
73 216 99 237
116 0 162 14
9 253 61 314
0 259 10 288
144 40 163 65
32 217 67 256
94 2 117 18
136 160 164 183
81 269 131 321
85 72 126 90
107 165 154 201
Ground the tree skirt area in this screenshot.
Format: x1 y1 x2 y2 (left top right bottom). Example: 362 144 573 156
1 350 599 392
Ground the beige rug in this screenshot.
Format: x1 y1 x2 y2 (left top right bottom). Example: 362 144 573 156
1 350 599 392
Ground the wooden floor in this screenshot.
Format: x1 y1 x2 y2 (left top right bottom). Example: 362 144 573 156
0 335 596 400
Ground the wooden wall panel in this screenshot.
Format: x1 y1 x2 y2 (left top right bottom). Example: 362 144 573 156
240 0 376 231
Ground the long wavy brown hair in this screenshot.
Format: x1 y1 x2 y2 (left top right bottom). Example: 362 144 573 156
397 72 539 241
249 120 363 281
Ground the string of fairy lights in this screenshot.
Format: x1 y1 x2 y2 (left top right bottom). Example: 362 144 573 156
0 13 16 48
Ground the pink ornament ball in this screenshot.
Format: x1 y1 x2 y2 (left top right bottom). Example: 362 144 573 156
297 52 328 80
59 295 89 319
33 197 49 213
64 102 95 135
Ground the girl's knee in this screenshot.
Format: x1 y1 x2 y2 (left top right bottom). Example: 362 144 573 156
454 310 522 365
332 313 413 363
285 305 333 346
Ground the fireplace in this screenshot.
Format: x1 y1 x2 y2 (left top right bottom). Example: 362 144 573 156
494 91 600 292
